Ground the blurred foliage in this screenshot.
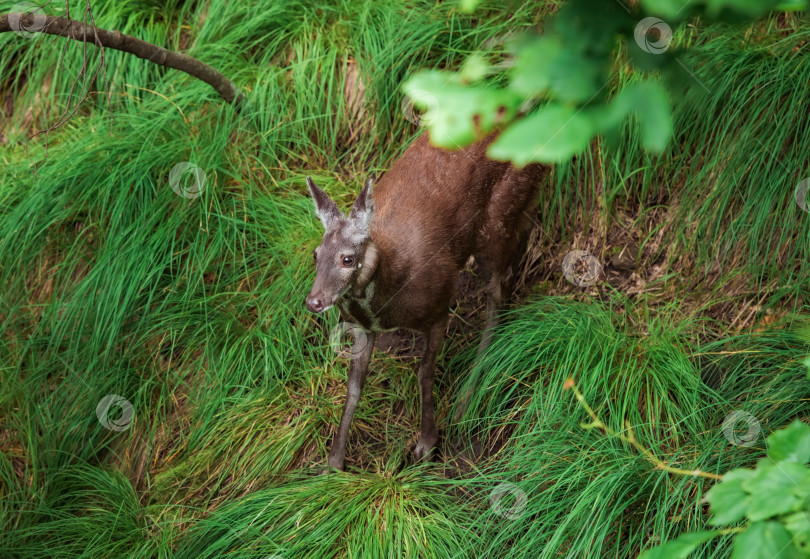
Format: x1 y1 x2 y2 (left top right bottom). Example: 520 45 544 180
405 0 809 164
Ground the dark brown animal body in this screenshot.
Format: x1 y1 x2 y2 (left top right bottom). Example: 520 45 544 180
306 132 546 470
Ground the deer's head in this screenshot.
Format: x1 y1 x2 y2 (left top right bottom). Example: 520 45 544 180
305 176 378 313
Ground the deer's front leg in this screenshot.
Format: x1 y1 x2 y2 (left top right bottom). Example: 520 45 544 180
413 321 446 462
326 330 376 471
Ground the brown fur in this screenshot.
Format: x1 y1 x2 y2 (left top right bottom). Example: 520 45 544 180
351 133 545 331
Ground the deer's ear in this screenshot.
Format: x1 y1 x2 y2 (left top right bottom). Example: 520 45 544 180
307 177 341 231
350 175 375 228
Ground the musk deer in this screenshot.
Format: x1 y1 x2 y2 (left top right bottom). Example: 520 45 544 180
306 132 545 470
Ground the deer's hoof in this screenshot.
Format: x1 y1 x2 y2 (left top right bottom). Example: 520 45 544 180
412 439 436 462
320 455 344 474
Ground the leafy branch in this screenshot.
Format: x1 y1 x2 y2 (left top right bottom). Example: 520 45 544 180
403 0 808 166
565 378 810 558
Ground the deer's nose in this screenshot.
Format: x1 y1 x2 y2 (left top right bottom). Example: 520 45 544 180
306 295 326 313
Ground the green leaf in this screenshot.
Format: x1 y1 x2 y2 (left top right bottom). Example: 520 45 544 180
487 104 594 165
776 0 809 11
803 356 810 380
403 70 522 149
767 421 810 464
704 0 782 19
743 463 810 521
640 0 693 19
460 53 490 83
552 0 629 56
546 50 605 103
599 81 673 153
637 531 721 559
509 36 562 98
732 521 803 559
458 0 482 13
640 0 794 18
707 468 757 525
783 512 810 555
509 35 604 103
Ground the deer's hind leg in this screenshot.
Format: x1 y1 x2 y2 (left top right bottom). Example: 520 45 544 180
453 167 542 425
474 166 542 356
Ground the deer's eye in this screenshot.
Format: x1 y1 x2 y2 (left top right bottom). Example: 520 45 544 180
342 256 355 267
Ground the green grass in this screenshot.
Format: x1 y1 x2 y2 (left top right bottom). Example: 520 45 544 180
1 1 809 557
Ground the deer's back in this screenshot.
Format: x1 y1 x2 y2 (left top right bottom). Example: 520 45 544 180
361 133 537 330
372 133 507 263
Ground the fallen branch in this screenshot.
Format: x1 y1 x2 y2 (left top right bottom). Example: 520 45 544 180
0 12 245 106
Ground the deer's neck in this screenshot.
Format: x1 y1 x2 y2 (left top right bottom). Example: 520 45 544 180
338 240 396 331
353 240 379 295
